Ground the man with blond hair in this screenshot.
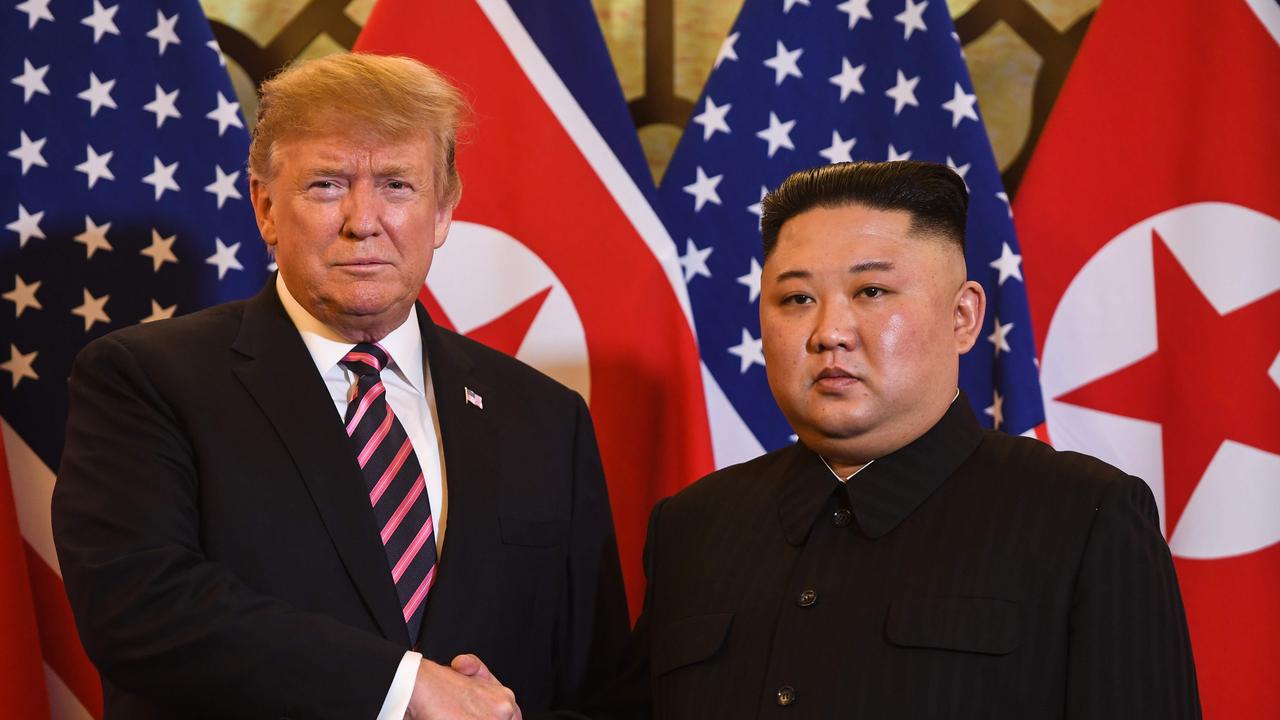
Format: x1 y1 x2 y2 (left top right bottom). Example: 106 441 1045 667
53 53 629 720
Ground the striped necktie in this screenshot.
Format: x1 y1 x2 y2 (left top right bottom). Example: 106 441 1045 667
340 343 436 642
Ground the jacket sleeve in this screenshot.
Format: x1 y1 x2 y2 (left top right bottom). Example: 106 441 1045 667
1064 473 1201 719
547 394 633 710
51 334 405 719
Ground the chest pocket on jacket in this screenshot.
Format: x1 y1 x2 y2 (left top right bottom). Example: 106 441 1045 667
653 612 734 676
886 596 1020 655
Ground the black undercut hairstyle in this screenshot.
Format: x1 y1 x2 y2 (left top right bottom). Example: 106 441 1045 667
759 160 969 260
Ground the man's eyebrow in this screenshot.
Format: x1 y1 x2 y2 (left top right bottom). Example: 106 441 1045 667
302 165 348 177
774 269 811 282
774 260 895 282
374 164 417 178
300 164 422 178
850 260 894 273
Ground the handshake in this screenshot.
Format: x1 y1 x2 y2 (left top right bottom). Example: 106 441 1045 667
406 654 522 720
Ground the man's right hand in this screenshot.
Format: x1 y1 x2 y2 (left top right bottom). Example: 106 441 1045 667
404 656 521 720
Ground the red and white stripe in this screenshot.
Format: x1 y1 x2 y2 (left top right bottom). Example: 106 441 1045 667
477 0 758 469
380 473 426 544
344 382 385 435
390 515 434 584
356 406 396 468
369 438 415 506
3 420 102 718
401 564 437 623
342 350 383 372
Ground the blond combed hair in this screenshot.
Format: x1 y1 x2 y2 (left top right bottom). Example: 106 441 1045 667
249 53 467 207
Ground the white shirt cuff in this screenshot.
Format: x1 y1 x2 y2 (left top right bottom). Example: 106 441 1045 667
376 651 423 720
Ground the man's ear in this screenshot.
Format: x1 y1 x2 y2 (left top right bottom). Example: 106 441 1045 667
249 174 277 248
953 279 987 354
432 203 454 250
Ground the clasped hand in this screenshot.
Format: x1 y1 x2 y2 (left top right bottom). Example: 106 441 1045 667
406 654 522 720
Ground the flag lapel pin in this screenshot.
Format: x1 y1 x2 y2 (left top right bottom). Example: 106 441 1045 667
465 387 484 409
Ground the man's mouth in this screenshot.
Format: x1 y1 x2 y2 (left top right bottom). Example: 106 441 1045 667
814 366 859 388
816 367 855 380
335 259 389 269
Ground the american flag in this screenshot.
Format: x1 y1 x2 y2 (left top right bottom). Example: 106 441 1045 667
658 0 1045 454
2 0 267 713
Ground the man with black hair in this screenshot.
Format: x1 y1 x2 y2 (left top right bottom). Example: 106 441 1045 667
591 161 1200 719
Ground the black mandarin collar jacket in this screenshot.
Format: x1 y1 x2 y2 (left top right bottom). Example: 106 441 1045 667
588 394 1199 720
778 395 982 545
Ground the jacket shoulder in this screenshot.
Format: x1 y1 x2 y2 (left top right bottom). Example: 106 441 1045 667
974 429 1148 503
75 300 249 368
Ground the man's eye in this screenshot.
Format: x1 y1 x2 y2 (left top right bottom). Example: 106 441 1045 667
860 287 885 298
387 180 410 190
310 180 337 190
782 294 813 305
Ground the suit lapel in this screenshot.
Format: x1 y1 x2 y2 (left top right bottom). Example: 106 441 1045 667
413 304 500 652
230 282 408 644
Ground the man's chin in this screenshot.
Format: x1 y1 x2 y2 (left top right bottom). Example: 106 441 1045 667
801 394 877 431
325 282 415 312
802 431 923 482
800 421 874 445
795 398 895 441
311 292 416 331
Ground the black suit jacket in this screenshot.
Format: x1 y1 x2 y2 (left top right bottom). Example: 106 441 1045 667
52 281 630 719
591 396 1199 719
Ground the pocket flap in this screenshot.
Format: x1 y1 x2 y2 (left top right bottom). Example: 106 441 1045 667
886 596 1020 655
653 612 734 675
498 516 566 547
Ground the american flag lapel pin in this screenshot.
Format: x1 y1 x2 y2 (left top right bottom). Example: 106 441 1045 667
465 386 484 409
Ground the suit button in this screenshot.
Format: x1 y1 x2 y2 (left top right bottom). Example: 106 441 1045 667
797 589 817 607
832 508 852 527
777 685 796 706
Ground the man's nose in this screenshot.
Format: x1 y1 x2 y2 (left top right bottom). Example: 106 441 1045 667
811 302 856 353
341 182 380 239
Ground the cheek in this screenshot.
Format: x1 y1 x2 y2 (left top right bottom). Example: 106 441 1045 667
874 311 927 364
875 305 953 378
883 312 907 344
381 203 411 228
763 328 811 394
401 230 436 265
761 311 799 360
278 206 339 254
390 211 441 263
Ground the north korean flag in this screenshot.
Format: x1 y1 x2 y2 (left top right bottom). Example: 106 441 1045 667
354 0 716 616
1015 1 1280 716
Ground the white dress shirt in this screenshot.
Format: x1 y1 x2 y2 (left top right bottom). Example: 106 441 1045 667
276 274 443 720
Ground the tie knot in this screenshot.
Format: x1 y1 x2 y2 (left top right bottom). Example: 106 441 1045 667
341 343 389 378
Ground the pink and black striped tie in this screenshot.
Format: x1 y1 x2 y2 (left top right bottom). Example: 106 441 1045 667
341 343 436 641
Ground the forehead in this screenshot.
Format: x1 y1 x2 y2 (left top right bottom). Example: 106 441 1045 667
273 130 436 173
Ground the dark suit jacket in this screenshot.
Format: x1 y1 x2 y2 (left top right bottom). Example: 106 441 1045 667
51 281 630 719
590 396 1199 719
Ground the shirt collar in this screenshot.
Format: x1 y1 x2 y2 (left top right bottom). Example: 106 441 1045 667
777 392 982 545
275 273 426 393
819 455 874 483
